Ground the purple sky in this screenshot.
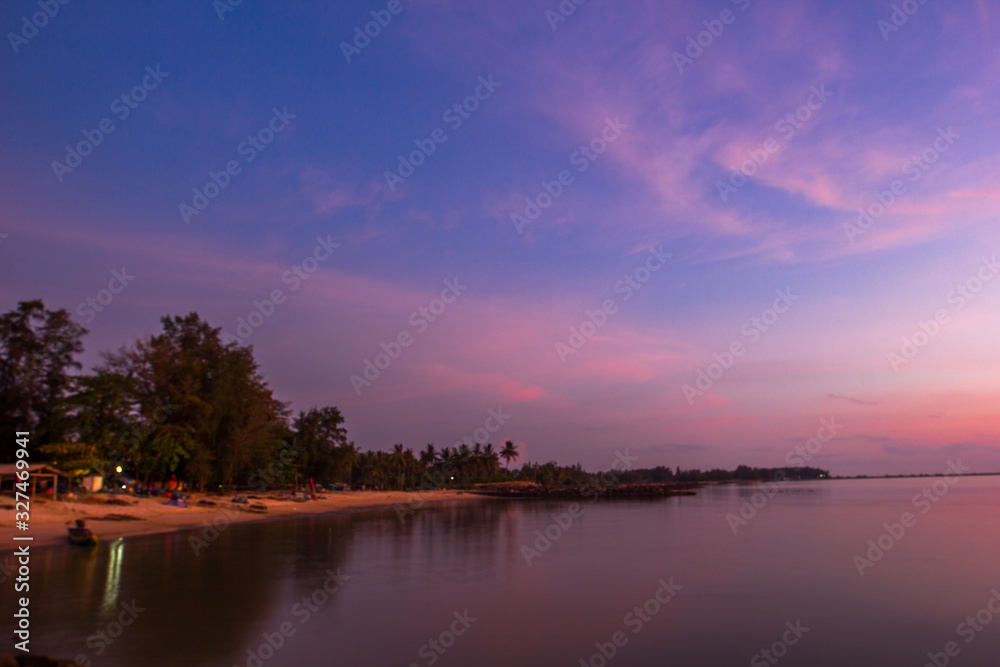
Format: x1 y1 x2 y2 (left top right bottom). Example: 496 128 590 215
2 0 999 475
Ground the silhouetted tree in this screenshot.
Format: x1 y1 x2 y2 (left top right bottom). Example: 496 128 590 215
0 300 87 460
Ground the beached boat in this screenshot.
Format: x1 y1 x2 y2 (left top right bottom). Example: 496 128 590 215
67 520 99 547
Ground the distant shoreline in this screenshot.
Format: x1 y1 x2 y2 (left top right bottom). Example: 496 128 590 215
828 472 1000 480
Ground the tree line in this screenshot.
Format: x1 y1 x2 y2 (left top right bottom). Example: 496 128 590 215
0 300 830 492
1 301 526 490
605 464 829 484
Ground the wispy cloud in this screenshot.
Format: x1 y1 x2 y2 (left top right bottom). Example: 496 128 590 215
827 394 879 406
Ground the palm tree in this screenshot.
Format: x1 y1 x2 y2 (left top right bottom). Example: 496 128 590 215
375 452 390 490
404 447 418 488
391 443 408 490
340 442 358 488
457 444 471 483
500 440 519 472
472 443 484 481
483 443 500 479
438 446 455 484
420 443 437 470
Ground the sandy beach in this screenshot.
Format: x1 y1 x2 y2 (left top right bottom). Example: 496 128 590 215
0 490 479 550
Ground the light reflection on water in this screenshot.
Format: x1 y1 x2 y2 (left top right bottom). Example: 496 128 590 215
101 539 125 615
7 477 1000 667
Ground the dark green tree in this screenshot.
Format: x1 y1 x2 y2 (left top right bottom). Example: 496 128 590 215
292 406 348 484
0 300 87 460
99 313 289 488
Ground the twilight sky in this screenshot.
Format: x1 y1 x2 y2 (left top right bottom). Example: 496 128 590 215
2 0 999 476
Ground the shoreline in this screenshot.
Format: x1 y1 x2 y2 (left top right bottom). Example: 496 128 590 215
10 474 991 552
0 490 481 552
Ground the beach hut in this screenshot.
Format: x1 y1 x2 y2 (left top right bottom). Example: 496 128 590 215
0 463 70 498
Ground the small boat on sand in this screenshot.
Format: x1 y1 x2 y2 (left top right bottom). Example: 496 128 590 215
67 520 99 547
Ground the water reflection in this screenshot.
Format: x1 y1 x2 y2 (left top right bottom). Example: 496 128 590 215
6 479 1000 667
101 539 124 615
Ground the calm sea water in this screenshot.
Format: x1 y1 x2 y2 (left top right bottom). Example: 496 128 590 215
6 477 1000 666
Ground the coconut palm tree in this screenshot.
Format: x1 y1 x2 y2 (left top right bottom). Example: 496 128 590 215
500 440 519 472
355 451 377 489
420 443 437 470
457 444 471 483
438 446 456 484
340 442 358 488
472 443 484 480
483 443 500 479
391 443 408 490
375 452 390 490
